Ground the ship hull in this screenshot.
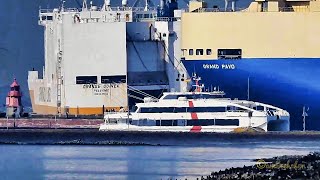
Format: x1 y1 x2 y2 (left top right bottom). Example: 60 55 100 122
182 58 320 130
99 124 258 133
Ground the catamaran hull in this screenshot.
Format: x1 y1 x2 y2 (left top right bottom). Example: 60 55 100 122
99 123 250 133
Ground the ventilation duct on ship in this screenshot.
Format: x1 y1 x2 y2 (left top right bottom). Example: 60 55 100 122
102 0 111 11
145 0 150 11
105 0 111 7
225 0 237 11
232 1 236 11
91 6 98 11
122 0 128 7
82 0 88 10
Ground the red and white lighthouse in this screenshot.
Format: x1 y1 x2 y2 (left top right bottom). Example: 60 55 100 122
6 78 23 117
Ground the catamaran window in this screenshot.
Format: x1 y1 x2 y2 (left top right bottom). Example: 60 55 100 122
227 106 246 112
131 120 156 126
131 106 138 112
255 106 265 111
196 49 204 55
174 107 187 113
162 95 178 100
140 107 175 113
189 49 194 55
218 49 242 59
206 49 212 55
101 75 126 83
187 120 215 126
187 107 226 113
215 119 239 126
76 76 97 84
156 120 178 126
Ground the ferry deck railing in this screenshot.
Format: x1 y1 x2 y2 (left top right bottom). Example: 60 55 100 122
39 7 157 14
190 6 312 13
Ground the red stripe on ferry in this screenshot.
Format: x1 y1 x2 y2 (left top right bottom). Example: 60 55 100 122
188 101 198 120
188 101 202 132
190 126 202 132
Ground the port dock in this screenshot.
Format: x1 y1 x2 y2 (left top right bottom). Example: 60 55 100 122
0 129 320 145
0 118 102 129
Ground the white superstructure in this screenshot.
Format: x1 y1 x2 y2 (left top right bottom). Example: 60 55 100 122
100 81 290 132
28 0 187 115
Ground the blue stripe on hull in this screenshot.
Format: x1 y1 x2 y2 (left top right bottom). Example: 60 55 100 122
182 58 320 130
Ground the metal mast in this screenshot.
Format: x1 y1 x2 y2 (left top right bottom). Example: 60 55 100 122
56 8 64 116
302 106 308 131
56 40 63 116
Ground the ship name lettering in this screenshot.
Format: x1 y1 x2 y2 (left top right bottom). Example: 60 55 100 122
203 64 236 70
83 84 101 89
203 64 219 69
221 64 235 69
93 89 108 93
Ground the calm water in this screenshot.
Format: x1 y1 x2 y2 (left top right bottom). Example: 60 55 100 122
0 140 319 180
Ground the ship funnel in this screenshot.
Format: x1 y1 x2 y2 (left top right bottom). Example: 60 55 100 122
122 0 128 7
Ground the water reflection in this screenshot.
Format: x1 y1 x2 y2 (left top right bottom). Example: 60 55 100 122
0 140 320 179
0 145 44 180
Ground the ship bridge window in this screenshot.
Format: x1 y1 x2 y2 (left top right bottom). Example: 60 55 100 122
163 94 214 100
101 75 126 84
255 106 265 111
41 16 53 21
206 49 212 55
189 49 194 55
196 49 204 55
163 95 177 100
139 107 226 113
218 49 242 59
227 106 246 112
176 94 218 99
76 76 97 84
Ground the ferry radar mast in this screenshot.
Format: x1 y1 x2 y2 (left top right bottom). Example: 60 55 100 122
191 73 204 92
302 106 309 131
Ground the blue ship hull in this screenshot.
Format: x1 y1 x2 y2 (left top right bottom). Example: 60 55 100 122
182 58 320 130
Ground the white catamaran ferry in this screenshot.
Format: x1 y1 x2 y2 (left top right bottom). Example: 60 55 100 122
99 76 290 132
